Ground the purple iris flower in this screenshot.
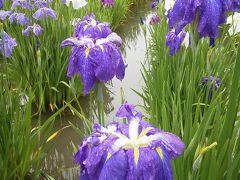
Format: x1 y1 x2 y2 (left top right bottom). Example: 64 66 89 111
0 0 4 9
151 0 159 9
147 13 161 25
74 14 112 40
101 0 114 7
32 7 57 20
0 10 11 20
166 30 186 56
167 0 240 40
61 32 125 95
116 101 143 121
74 103 185 180
0 31 17 58
22 24 42 36
11 0 33 10
201 75 221 99
9 12 30 26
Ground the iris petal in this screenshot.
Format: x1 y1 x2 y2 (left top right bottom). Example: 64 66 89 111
99 150 128 180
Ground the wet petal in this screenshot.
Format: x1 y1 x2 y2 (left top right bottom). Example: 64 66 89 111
198 0 223 38
78 49 96 95
156 132 185 159
89 44 117 82
99 150 128 180
61 37 94 48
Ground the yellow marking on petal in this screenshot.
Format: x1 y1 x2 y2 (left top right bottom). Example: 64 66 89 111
106 152 112 160
138 127 154 138
156 147 163 160
84 24 89 30
85 47 91 57
134 147 140 167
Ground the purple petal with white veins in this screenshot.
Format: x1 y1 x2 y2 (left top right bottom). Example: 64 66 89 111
156 132 185 159
106 32 122 47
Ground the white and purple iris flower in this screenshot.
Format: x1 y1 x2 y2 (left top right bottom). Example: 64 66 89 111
165 0 240 55
101 0 114 7
63 0 88 9
146 13 161 25
61 15 125 95
74 14 112 41
0 31 17 58
74 102 185 180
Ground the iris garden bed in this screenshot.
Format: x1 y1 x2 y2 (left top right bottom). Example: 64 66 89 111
0 0 240 179
1 0 140 112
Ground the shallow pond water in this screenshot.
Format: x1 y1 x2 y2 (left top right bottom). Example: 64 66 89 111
43 1 152 179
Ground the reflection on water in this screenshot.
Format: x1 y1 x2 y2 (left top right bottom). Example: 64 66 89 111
43 1 152 179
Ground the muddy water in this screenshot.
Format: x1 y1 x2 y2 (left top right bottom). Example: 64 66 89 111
43 1 152 179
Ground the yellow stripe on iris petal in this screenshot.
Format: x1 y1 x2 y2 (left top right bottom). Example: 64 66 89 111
134 147 140 167
106 152 112 160
85 47 91 57
138 127 154 138
156 147 163 160
84 24 89 30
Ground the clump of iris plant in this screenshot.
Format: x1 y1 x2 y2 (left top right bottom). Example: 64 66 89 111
0 0 57 38
201 75 221 99
61 14 125 95
165 0 240 55
101 0 114 7
74 102 185 180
